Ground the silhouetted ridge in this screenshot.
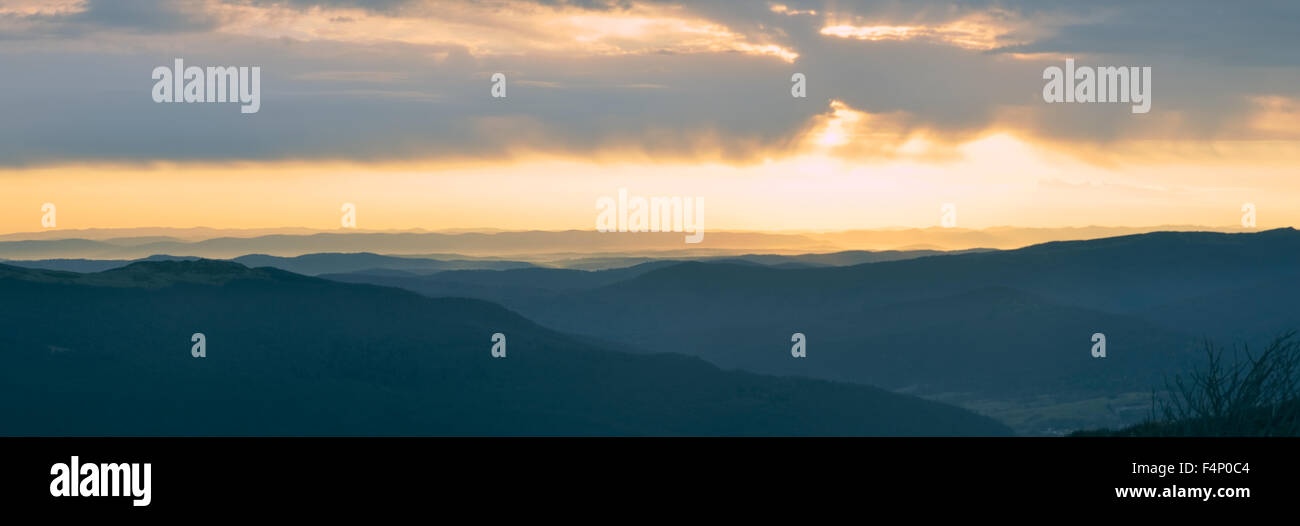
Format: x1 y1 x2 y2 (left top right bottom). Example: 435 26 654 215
1014 227 1299 253
90 259 313 286
0 259 318 288
0 255 1011 436
106 258 255 275
319 229 1299 435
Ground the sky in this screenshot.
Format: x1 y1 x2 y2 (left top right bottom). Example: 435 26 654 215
1 0 1297 234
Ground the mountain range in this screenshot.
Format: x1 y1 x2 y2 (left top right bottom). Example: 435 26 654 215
5 228 1293 436
323 228 1300 434
0 225 1258 260
0 259 1010 436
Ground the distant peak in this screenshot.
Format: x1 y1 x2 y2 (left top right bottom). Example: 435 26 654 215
106 259 251 275
83 259 297 287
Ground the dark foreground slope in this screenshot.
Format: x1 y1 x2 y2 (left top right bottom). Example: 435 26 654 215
0 260 1009 436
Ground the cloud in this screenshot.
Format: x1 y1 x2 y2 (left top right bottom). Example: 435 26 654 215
1 0 223 38
1 0 1298 166
69 0 222 32
988 0 1300 66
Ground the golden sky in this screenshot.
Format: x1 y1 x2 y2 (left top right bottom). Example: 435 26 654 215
1 0 1297 234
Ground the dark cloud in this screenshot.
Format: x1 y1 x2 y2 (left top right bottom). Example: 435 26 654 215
70 0 220 32
232 0 420 13
12 0 223 36
0 38 819 165
0 0 1297 165
236 0 632 11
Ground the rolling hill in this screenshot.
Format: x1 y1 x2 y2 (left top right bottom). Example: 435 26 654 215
0 260 1009 436
324 229 1300 434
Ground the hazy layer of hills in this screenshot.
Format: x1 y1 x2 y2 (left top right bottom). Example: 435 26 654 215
4 227 1293 436
0 225 1257 260
3 248 989 275
0 231 837 260
0 260 1010 436
322 229 1300 435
